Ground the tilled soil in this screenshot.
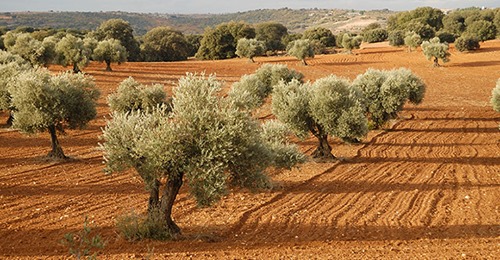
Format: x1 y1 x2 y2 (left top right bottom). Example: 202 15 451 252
1 40 499 259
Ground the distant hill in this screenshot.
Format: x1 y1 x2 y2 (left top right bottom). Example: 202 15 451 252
0 8 396 35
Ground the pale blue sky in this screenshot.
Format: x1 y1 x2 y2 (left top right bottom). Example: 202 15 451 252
1 0 499 14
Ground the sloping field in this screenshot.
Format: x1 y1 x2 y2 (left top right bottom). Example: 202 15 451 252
1 41 499 259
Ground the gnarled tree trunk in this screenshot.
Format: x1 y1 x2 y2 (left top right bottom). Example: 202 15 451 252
47 124 67 159
309 123 335 159
159 173 184 236
147 179 161 213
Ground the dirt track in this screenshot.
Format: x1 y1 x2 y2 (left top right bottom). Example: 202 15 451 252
1 41 499 259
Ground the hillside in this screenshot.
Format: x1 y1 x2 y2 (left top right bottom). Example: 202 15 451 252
0 8 395 35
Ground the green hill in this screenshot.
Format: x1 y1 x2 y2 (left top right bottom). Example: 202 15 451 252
0 8 395 35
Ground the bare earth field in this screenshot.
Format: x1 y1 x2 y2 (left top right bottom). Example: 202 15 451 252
1 41 499 259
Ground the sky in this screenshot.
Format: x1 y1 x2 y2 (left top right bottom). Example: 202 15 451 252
1 0 499 14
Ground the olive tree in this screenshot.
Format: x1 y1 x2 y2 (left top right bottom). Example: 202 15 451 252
235 38 265 63
404 31 422 52
9 69 99 159
286 39 314 65
272 75 368 159
55 34 94 73
0 50 32 125
93 39 128 71
101 73 304 237
388 30 405 47
421 37 450 67
4 33 55 67
228 64 303 110
352 68 426 129
108 77 167 113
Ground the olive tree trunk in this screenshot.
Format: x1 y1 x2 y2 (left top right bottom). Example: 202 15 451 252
72 63 81 73
47 124 67 159
158 174 184 235
433 57 440 67
302 58 308 66
309 123 335 159
105 60 112 71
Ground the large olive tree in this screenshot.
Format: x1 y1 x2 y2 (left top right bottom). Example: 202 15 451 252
101 73 304 237
10 69 99 159
272 75 368 159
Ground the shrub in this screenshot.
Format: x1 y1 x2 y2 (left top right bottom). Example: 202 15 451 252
492 79 500 112
388 30 405 46
455 35 480 52
60 217 105 260
363 28 388 43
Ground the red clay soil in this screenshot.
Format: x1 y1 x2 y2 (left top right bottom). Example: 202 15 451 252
1 41 499 259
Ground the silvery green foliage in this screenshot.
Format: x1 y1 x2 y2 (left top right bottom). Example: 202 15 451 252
4 33 54 66
404 31 422 52
353 68 426 129
228 64 304 111
254 64 304 91
341 34 363 52
492 79 500 112
260 120 307 169
108 77 167 113
421 37 450 66
228 74 268 110
55 34 93 71
103 73 304 208
235 38 266 62
286 39 315 64
272 79 312 139
92 38 128 70
0 51 32 111
309 75 368 142
10 68 99 134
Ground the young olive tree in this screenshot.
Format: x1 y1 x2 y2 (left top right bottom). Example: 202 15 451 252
228 64 304 110
101 73 304 237
421 37 450 67
10 69 99 159
272 76 368 159
108 77 167 113
92 39 128 71
404 31 422 52
287 39 315 65
352 68 426 129
0 50 32 125
235 38 266 63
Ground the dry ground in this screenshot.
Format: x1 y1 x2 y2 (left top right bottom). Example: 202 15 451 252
1 41 499 259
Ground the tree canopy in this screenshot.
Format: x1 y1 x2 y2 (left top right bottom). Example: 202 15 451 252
93 39 128 71
108 77 167 113
421 37 450 67
95 19 141 61
255 22 288 53
235 38 266 63
101 73 304 237
286 39 315 65
55 34 94 73
10 68 99 158
141 27 190 62
196 21 255 60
